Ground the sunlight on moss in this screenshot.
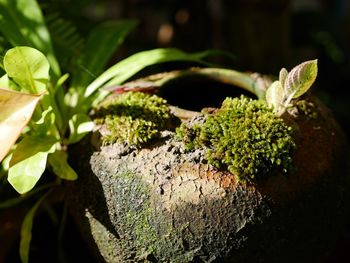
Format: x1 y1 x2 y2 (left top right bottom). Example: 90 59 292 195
94 92 176 146
177 96 296 182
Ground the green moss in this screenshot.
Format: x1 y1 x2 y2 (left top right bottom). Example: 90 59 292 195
177 96 296 182
94 92 176 146
295 100 318 119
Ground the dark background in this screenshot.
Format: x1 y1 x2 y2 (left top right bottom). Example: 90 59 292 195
43 0 350 137
2 0 350 262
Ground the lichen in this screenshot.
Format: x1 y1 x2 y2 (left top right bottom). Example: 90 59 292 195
94 92 177 146
177 96 296 183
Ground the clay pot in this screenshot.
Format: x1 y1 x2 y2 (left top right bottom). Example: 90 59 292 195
67 68 350 262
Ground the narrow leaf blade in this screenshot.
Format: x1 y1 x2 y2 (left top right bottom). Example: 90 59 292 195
67 113 94 144
0 0 60 78
72 20 137 89
20 192 49 263
0 88 42 162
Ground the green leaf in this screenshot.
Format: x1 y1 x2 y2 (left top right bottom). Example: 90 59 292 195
0 88 43 162
33 106 55 135
279 68 288 88
266 80 284 115
67 113 94 144
72 20 137 90
0 0 60 78
48 150 78 180
4 46 50 93
20 191 49 263
8 135 57 194
0 74 21 91
284 59 318 99
76 48 211 113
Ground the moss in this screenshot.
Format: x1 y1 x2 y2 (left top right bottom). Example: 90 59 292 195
94 92 176 146
295 100 318 119
177 96 296 183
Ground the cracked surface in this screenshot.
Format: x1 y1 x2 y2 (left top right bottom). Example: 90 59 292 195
67 97 350 263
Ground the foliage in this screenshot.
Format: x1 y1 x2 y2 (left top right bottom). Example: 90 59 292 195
177 96 296 182
94 92 177 146
265 59 318 116
0 0 216 261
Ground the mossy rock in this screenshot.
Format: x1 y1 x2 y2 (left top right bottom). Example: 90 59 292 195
67 68 350 263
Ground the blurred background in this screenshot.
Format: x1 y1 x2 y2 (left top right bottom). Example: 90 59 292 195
42 0 350 136
2 0 350 262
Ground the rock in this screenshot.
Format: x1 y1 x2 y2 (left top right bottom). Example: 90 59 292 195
66 69 350 263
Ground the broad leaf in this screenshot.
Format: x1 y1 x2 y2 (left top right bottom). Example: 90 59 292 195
4 46 50 93
284 59 318 99
8 135 57 194
20 191 49 263
0 0 60 78
67 113 94 144
0 88 42 162
48 150 78 180
266 80 284 115
0 74 21 91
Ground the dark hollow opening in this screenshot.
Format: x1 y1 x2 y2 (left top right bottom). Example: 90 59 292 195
157 75 257 111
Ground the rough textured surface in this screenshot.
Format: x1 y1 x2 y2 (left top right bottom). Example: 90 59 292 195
67 95 350 263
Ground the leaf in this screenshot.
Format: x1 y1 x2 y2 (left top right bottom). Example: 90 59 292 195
20 191 49 263
4 46 50 93
0 88 42 162
0 74 21 91
33 106 55 135
284 59 318 99
0 0 61 78
8 135 57 194
279 68 288 87
67 113 94 144
72 20 137 90
48 150 78 180
266 80 284 114
75 48 211 114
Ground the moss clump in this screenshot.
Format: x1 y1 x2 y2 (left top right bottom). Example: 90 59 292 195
94 92 176 146
177 96 296 182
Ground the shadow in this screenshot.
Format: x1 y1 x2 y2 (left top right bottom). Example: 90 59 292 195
66 134 120 263
157 74 257 111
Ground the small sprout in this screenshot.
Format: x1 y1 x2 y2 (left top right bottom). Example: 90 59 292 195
266 59 318 116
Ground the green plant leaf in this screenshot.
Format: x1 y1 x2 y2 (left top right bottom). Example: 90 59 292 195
279 68 288 87
4 46 50 93
76 48 211 113
0 0 60 78
266 80 284 115
48 150 78 180
0 88 43 162
284 59 318 99
33 106 55 135
8 135 57 194
72 20 137 90
20 191 49 263
67 113 94 144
